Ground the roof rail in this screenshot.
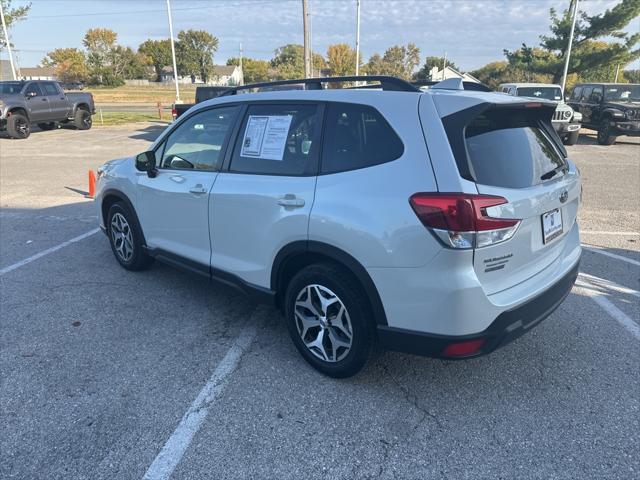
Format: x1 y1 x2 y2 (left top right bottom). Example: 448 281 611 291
413 80 492 92
220 75 420 96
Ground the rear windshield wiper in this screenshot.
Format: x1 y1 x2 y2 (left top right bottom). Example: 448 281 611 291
540 164 567 181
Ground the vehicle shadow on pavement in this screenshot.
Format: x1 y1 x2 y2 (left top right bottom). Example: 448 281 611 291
576 132 639 146
128 124 168 142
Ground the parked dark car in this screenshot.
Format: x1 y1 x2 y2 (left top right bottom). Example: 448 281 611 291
0 80 95 139
61 82 85 91
172 86 229 120
568 83 640 145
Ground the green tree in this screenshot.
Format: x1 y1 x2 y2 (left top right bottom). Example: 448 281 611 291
364 44 420 79
326 43 357 76
471 61 552 90
176 29 218 83
270 44 325 79
110 46 150 80
42 48 88 82
83 28 118 71
138 39 172 81
0 0 30 50
227 57 271 83
623 69 640 82
413 56 460 81
505 0 640 83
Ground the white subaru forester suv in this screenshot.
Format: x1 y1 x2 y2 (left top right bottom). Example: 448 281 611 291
95 76 581 377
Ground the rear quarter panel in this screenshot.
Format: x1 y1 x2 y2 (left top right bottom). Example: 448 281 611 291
309 93 441 268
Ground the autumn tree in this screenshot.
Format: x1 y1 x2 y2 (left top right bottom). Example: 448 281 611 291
138 39 172 81
176 30 218 83
505 0 640 83
42 48 88 83
326 43 357 76
364 44 420 79
227 57 271 83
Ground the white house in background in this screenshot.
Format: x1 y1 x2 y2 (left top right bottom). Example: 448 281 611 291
20 66 56 81
429 65 481 83
158 65 243 86
0 59 16 80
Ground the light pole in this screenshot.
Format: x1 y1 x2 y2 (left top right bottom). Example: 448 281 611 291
166 0 181 103
302 0 310 77
355 0 361 76
0 1 17 80
560 0 579 94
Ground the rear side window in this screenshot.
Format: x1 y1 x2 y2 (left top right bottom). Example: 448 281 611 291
321 103 403 174
230 104 320 176
571 86 582 101
42 82 59 95
464 109 566 189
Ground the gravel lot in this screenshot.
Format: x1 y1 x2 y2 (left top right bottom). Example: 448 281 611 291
1 124 638 480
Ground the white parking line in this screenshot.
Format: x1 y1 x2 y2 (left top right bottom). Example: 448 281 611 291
581 231 639 236
142 309 263 480
582 245 640 267
578 273 640 299
576 278 640 341
0 228 100 276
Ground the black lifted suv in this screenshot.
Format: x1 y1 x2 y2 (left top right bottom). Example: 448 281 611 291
568 83 640 145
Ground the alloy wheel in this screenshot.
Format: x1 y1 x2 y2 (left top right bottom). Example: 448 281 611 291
294 284 353 362
16 118 30 138
110 212 134 262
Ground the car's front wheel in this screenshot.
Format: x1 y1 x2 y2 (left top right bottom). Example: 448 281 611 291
597 121 616 146
284 263 375 378
7 113 30 139
106 202 153 271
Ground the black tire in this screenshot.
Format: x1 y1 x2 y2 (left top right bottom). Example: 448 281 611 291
6 113 30 139
74 108 92 130
597 121 616 146
284 263 375 378
37 122 56 131
106 202 153 271
563 130 580 146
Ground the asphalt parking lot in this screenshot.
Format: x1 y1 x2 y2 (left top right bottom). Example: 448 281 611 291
1 124 638 480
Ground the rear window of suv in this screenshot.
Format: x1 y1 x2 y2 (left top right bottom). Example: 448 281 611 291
464 109 566 189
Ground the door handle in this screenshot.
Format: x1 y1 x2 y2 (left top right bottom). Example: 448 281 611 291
189 184 208 195
277 195 305 208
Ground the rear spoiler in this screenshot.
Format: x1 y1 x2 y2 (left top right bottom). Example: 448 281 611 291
441 101 567 183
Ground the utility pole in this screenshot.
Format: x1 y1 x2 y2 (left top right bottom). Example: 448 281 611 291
239 42 244 85
355 0 361 76
442 52 447 80
166 0 181 103
0 1 17 80
614 63 620 83
560 0 579 94
302 0 311 77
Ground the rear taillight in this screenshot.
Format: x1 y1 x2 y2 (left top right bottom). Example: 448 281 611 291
409 193 520 249
171 107 177 119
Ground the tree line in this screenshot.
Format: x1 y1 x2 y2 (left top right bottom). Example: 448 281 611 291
3 0 638 89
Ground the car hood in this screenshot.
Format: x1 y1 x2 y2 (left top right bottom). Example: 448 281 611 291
0 93 23 102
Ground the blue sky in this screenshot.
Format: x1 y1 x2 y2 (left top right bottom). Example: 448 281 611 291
4 0 639 71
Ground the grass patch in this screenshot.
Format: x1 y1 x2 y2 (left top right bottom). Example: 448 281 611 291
88 84 196 104
95 112 171 126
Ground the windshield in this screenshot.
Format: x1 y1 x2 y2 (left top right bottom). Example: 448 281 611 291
604 85 640 102
516 87 563 101
0 82 23 94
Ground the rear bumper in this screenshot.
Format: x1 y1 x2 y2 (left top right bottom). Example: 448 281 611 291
377 258 580 359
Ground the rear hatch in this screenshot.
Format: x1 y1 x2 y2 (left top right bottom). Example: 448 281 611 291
447 102 580 295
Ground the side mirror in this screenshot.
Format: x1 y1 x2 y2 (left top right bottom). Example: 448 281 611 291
26 91 37 98
135 151 157 178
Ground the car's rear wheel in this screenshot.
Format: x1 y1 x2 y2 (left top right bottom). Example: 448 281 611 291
284 263 375 378
74 108 92 130
597 122 616 146
106 202 153 271
563 130 580 146
7 113 30 139
37 122 56 131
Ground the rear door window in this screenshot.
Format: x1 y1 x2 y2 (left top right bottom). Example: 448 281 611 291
464 109 566 189
230 104 321 176
42 82 60 95
321 102 403 174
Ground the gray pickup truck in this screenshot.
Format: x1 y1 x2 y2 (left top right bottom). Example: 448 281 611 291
0 80 95 139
